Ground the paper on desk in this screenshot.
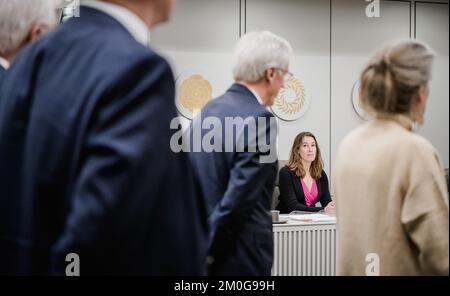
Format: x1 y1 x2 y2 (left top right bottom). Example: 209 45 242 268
288 213 336 222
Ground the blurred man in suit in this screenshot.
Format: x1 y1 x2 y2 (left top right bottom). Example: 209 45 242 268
0 0 207 275
0 0 57 85
189 31 292 275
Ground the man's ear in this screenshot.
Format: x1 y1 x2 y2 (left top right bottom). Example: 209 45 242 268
29 24 45 42
417 85 429 105
265 68 276 82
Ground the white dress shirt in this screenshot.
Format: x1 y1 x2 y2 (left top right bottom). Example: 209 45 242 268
0 56 10 70
245 85 279 149
81 0 150 46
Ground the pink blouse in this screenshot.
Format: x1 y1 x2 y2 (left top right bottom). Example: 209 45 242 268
300 178 318 206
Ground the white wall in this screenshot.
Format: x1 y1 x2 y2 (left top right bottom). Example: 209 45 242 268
330 0 411 188
151 0 449 183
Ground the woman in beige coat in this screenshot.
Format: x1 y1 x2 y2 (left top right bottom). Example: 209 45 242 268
334 40 449 276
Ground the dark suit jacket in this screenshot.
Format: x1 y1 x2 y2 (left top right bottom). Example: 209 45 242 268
189 83 278 276
0 65 6 86
0 6 206 275
276 166 332 213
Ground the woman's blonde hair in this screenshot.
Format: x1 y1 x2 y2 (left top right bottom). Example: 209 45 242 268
359 39 434 115
287 132 323 179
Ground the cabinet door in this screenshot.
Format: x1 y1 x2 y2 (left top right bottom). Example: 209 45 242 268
415 2 449 168
331 0 410 184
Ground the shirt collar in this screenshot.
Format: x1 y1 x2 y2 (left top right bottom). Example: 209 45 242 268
246 86 265 106
81 0 149 46
0 56 10 70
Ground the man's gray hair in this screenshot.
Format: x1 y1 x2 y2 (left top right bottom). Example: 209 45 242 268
232 31 293 83
0 0 58 54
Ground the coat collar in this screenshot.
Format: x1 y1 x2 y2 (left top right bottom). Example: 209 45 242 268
375 113 414 131
81 0 149 46
227 83 267 108
228 83 256 97
0 56 10 70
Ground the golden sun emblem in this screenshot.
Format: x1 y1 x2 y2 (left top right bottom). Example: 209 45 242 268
274 77 306 115
179 75 212 113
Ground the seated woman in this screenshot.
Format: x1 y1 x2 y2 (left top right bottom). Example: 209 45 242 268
277 132 335 213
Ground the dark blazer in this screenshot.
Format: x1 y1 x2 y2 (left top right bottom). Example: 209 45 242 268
0 7 206 275
189 83 278 276
276 166 332 213
0 65 6 86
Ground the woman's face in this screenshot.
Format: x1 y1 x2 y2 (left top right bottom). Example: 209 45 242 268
298 136 316 164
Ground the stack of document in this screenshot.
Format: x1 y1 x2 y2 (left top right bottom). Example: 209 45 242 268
288 213 336 223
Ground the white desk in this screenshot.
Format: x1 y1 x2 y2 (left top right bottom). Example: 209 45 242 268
272 214 337 276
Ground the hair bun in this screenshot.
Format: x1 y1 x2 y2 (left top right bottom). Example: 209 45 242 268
359 39 434 115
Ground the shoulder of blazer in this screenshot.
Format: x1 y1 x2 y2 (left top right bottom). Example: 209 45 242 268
281 166 299 183
317 170 329 185
280 165 293 176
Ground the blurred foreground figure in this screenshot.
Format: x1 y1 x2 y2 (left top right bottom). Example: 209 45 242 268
0 0 206 275
334 40 449 276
